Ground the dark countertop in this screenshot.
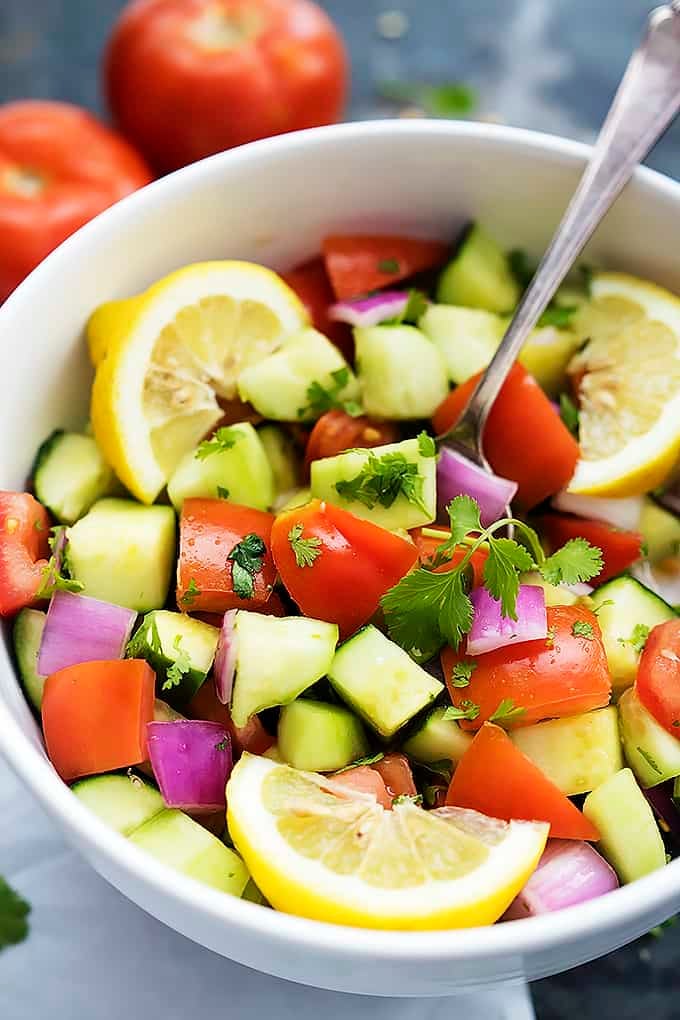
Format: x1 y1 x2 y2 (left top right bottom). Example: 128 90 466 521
1 1 678 1016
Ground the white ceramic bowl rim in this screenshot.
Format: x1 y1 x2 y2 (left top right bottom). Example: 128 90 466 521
2 118 679 964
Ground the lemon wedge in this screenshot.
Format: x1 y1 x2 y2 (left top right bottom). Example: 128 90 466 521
227 754 548 930
567 272 680 496
89 261 308 503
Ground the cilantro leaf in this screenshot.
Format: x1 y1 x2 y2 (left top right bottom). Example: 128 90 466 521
181 577 201 608
288 522 322 568
508 249 536 289
417 431 437 458
215 738 229 752
195 426 242 461
450 660 476 687
488 698 526 726
163 634 192 691
483 538 534 618
442 699 480 722
559 393 580 436
0 876 30 951
377 257 400 274
228 533 266 600
572 620 595 640
378 80 476 119
126 614 162 658
216 485 230 499
447 494 482 546
540 538 602 586
381 565 473 653
334 752 385 774
619 622 650 654
336 451 427 514
298 367 361 419
36 526 84 599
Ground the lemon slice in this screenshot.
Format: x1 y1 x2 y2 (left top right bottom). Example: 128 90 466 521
227 755 548 930
89 261 308 503
567 272 680 496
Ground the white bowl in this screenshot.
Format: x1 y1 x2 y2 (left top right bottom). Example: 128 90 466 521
1 120 680 999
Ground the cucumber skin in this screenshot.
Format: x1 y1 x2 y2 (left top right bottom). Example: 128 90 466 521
12 608 47 711
278 699 369 771
72 774 165 836
618 687 680 788
590 576 676 695
510 707 623 796
127 610 219 708
436 224 520 314
33 430 117 524
583 768 666 883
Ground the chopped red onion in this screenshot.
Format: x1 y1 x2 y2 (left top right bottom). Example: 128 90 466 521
467 585 547 656
437 447 517 527
328 291 411 328
214 610 238 705
644 782 680 842
37 590 137 675
504 839 618 919
552 491 643 532
146 720 232 814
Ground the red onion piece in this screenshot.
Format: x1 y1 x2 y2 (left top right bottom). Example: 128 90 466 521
644 782 680 842
328 291 410 328
37 590 137 675
437 447 518 528
563 581 594 597
146 720 232 814
552 491 643 532
467 585 547 656
214 610 238 705
504 839 619 919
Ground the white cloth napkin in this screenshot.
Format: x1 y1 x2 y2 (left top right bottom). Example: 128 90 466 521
0 761 535 1019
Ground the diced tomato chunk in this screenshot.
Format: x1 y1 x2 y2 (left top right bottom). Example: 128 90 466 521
539 514 641 584
323 234 448 301
0 491 50 617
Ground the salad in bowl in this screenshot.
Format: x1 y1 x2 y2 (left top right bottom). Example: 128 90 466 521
3 218 680 933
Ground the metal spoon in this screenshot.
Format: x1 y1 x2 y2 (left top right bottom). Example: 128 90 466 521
438 2 680 517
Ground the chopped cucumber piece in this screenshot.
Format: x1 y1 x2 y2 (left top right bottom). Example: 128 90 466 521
639 499 680 562
12 608 47 710
590 576 676 696
517 326 582 398
72 774 165 836
278 699 369 771
258 424 301 497
310 437 436 531
401 706 472 765
231 611 339 727
419 305 505 384
67 499 176 612
129 809 249 896
167 422 274 512
618 687 680 788
127 610 219 707
583 768 666 883
237 328 359 422
510 707 623 796
520 571 579 607
328 625 443 738
32 430 118 524
436 224 520 313
354 324 448 419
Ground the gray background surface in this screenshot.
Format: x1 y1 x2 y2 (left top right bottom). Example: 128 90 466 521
1 1 679 1017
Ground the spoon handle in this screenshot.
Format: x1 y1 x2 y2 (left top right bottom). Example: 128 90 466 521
455 2 680 453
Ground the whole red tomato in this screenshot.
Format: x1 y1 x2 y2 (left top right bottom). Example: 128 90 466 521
105 0 348 174
0 101 152 303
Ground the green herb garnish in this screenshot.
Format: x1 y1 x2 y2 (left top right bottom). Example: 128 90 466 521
488 698 526 726
538 304 577 329
384 289 429 326
36 526 84 599
378 80 476 118
442 699 480 722
335 450 428 514
215 738 229 752
377 257 400 274
381 495 602 653
163 635 192 691
619 623 650 654
216 485 230 500
572 620 594 640
334 752 385 774
288 522 322 568
298 367 361 419
195 426 242 461
0 877 30 951
181 577 201 608
559 393 580 436
417 431 437 458
450 660 476 688
228 533 266 600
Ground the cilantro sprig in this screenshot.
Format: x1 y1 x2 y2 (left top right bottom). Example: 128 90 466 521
298 367 362 419
181 577 201 608
228 533 267 599
163 634 192 691
381 495 602 653
36 526 84 599
336 449 428 514
288 523 322 568
0 877 30 951
195 426 242 461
